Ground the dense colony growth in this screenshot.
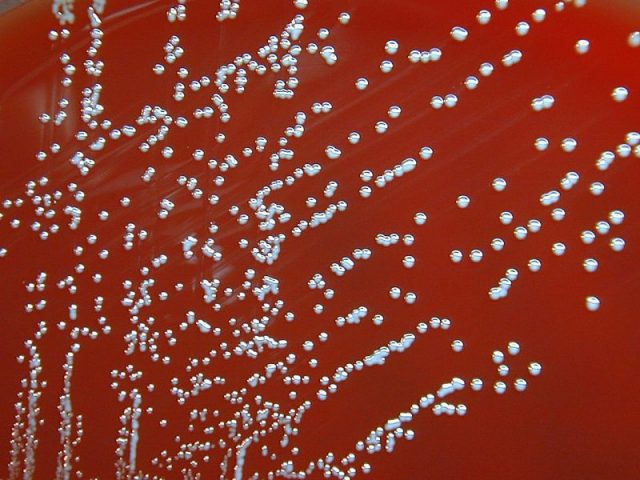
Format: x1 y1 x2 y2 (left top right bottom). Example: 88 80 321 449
0 0 638 479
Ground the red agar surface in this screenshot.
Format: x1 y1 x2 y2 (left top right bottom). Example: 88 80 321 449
1 0 639 479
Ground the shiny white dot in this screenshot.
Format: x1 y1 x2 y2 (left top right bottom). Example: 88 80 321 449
419 147 433 160
491 238 505 251
514 378 528 392
431 96 444 109
404 292 417 304
531 8 546 22
551 208 566 221
586 296 601 312
500 211 513 225
535 137 549 151
355 78 369 90
590 182 605 196
476 10 491 25
380 60 394 73
444 94 458 108
450 250 463 263
610 237 626 252
609 210 624 225
465 76 479 89
612 87 629 102
616 144 631 157
325 146 342 160
403 256 415 269
450 27 469 42
595 221 610 235
456 195 471 208
527 219 542 232
626 132 640 146
375 121 388 134
388 105 402 118
492 178 507 192
492 350 505 364
561 138 578 152
552 242 566 256
515 22 530 36
414 212 427 225
469 249 483 262
514 226 528 240
583 258 598 272
479 62 494 76
575 39 590 54
528 259 541 272
528 362 542 376
581 230 596 245
385 40 399 55
477 10 492 24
